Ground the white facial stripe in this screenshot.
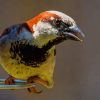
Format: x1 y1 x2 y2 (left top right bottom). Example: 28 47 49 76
47 10 75 24
32 20 58 38
50 17 55 20
32 20 58 47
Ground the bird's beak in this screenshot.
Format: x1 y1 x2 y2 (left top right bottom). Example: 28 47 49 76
63 26 85 42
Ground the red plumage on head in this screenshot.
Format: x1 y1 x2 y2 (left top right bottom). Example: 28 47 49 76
26 12 60 32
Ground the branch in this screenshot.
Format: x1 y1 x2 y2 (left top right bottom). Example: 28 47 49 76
0 79 35 90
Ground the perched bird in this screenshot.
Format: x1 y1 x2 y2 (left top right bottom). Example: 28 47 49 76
0 10 84 93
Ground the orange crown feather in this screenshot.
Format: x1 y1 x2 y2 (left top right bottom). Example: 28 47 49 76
26 12 60 32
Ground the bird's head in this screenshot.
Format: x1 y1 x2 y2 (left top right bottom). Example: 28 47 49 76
26 10 85 47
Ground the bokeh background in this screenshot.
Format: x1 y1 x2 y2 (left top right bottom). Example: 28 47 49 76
0 0 100 100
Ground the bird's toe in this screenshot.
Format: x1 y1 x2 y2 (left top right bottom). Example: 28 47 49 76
27 87 42 94
5 75 15 85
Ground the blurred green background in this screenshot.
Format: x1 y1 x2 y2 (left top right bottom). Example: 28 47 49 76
0 0 100 100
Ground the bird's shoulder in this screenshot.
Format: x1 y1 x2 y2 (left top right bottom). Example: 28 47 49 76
0 23 31 38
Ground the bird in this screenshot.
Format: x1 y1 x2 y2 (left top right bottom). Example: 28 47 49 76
0 10 84 93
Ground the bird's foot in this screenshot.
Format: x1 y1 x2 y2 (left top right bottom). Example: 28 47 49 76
27 76 49 93
5 75 15 85
27 87 42 94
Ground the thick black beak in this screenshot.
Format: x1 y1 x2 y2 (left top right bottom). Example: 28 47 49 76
63 26 85 42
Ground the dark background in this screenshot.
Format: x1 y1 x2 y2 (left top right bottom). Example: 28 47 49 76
0 0 100 100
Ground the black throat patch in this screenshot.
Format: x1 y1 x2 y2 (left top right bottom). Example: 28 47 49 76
9 40 49 67
9 37 65 67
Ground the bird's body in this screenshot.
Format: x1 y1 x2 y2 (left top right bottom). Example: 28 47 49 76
0 10 84 93
0 23 55 88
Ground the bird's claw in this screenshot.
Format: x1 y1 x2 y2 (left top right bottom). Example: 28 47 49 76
5 76 15 85
27 87 42 94
27 76 49 93
27 76 49 88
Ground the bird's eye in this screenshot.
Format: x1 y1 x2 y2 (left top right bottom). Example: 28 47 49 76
66 23 71 27
53 19 61 27
66 22 73 27
55 20 60 25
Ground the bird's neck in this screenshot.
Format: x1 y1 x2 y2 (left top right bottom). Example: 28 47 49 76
32 33 66 49
32 32 56 48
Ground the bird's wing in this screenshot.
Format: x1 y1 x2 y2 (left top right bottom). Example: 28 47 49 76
0 23 31 39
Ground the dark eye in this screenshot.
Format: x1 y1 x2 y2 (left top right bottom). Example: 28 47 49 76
65 22 73 27
53 19 61 27
55 20 60 25
66 23 71 27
